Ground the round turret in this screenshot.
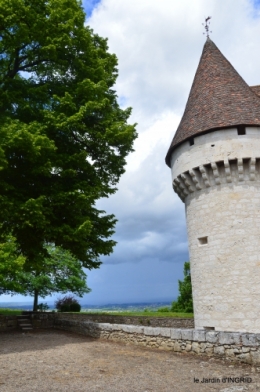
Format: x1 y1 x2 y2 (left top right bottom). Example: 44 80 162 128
166 39 260 333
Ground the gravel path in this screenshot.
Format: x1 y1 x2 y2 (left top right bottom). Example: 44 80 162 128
0 330 260 391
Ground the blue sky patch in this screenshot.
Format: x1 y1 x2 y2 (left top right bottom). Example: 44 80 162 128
251 0 260 18
83 0 102 18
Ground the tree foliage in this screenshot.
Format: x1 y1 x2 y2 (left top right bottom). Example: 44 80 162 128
0 240 90 310
21 245 90 310
171 262 193 313
0 235 26 294
0 0 137 306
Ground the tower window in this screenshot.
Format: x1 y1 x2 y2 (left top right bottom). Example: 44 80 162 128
237 125 246 135
198 236 208 246
189 138 194 146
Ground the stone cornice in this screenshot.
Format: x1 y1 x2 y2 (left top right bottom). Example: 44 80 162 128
173 157 260 202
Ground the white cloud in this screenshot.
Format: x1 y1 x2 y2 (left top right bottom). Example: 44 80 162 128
89 0 260 108
85 0 260 303
126 111 180 171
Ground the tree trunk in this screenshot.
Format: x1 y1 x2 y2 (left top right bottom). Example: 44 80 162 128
33 289 38 311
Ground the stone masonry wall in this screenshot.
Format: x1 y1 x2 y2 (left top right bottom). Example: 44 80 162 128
186 182 260 333
170 127 260 179
53 313 194 328
24 312 194 329
53 320 260 365
0 315 17 332
170 127 260 333
2 313 260 365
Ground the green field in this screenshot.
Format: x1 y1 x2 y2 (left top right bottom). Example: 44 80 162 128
80 311 193 318
0 308 22 315
0 308 193 318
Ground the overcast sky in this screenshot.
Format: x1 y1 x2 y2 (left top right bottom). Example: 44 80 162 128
2 0 260 306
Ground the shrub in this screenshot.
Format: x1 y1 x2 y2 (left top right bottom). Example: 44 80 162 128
70 302 81 312
60 304 70 312
55 295 81 312
157 307 170 312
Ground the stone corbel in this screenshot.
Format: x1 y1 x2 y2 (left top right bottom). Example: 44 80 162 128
199 165 210 187
224 160 232 183
211 162 221 185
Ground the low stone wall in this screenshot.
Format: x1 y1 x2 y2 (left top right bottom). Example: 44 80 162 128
4 312 260 366
29 312 55 329
53 319 260 365
23 312 194 328
0 315 17 332
54 313 194 328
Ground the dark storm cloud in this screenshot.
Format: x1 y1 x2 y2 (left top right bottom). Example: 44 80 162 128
97 142 189 266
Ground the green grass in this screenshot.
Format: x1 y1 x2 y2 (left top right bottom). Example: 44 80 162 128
0 308 22 315
0 308 194 318
80 311 193 318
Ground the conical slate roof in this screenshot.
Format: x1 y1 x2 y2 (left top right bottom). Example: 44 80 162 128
165 38 260 167
251 85 260 98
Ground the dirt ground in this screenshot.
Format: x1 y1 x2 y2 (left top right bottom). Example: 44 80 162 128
0 330 260 392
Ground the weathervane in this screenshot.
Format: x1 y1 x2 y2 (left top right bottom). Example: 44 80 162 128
202 16 212 38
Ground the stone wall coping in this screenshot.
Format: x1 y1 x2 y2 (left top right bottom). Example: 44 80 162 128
218 332 241 345
170 328 182 339
2 314 260 349
122 325 145 334
193 330 206 342
78 322 260 347
2 314 260 348
2 316 260 365
56 321 260 365
181 329 193 340
205 331 219 343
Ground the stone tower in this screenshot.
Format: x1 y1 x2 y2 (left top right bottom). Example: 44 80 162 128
165 38 260 333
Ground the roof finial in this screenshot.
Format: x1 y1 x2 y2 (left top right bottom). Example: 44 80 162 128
202 16 212 38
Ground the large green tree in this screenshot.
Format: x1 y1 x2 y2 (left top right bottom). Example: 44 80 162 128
0 0 137 308
21 245 91 311
0 241 90 309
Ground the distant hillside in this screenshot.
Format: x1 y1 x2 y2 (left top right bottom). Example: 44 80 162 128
0 300 174 311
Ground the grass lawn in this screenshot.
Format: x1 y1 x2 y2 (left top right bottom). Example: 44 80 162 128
0 308 22 315
80 311 193 318
0 308 193 318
